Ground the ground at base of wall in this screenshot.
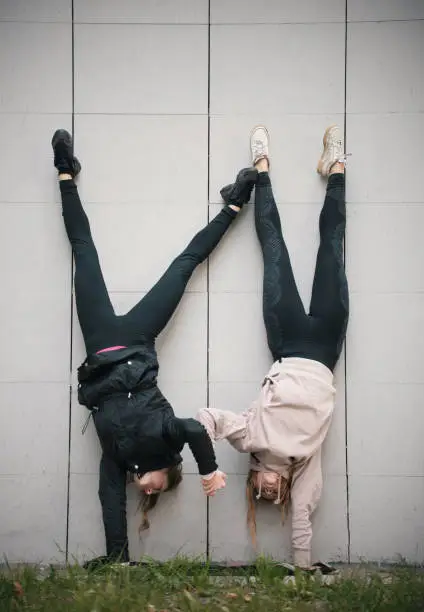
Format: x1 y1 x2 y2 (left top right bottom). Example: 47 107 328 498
1 561 424 612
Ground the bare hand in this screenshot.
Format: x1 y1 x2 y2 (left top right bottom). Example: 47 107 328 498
202 470 227 497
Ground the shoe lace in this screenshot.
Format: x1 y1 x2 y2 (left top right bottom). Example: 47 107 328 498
252 139 266 156
327 136 351 167
328 137 343 153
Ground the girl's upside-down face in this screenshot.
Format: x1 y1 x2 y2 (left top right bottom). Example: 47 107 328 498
251 470 280 501
134 470 168 495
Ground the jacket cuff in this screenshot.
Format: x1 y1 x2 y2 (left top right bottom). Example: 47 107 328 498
198 459 218 476
293 548 311 569
201 471 217 480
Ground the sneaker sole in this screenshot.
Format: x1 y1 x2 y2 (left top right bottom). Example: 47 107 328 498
316 124 338 175
51 128 72 149
52 129 81 177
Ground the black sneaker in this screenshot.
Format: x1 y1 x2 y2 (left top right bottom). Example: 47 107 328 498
220 167 258 208
51 129 81 177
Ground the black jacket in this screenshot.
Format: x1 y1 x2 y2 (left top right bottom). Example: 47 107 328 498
77 344 217 560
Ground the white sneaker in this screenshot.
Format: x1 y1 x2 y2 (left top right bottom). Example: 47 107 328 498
250 125 270 166
317 125 347 177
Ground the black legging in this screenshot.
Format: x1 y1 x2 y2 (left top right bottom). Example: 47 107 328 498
254 172 349 372
60 180 237 354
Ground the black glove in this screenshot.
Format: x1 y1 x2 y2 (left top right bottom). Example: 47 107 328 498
220 167 258 208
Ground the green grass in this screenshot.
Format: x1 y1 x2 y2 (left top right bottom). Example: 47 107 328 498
1 559 424 612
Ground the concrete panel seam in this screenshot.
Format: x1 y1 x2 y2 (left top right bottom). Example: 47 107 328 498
344 0 351 565
65 0 75 564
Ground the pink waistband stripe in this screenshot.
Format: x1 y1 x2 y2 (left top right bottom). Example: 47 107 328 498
96 345 127 354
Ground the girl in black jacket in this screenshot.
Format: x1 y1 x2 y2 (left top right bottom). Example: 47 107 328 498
52 129 257 566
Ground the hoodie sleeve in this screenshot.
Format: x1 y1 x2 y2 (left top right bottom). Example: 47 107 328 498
290 448 323 569
164 417 218 476
196 407 251 452
98 453 129 562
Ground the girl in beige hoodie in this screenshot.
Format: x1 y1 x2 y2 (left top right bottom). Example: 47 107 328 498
198 125 349 569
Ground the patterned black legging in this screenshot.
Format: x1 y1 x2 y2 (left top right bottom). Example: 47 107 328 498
255 172 349 372
60 180 237 355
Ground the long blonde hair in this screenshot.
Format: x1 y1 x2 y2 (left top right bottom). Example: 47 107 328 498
246 469 292 548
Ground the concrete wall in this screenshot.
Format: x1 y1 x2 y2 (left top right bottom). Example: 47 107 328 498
0 0 423 566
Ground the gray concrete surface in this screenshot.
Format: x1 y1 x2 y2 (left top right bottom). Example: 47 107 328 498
0 0 423 566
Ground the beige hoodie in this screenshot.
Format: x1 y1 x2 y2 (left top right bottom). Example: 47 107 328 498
197 357 336 568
